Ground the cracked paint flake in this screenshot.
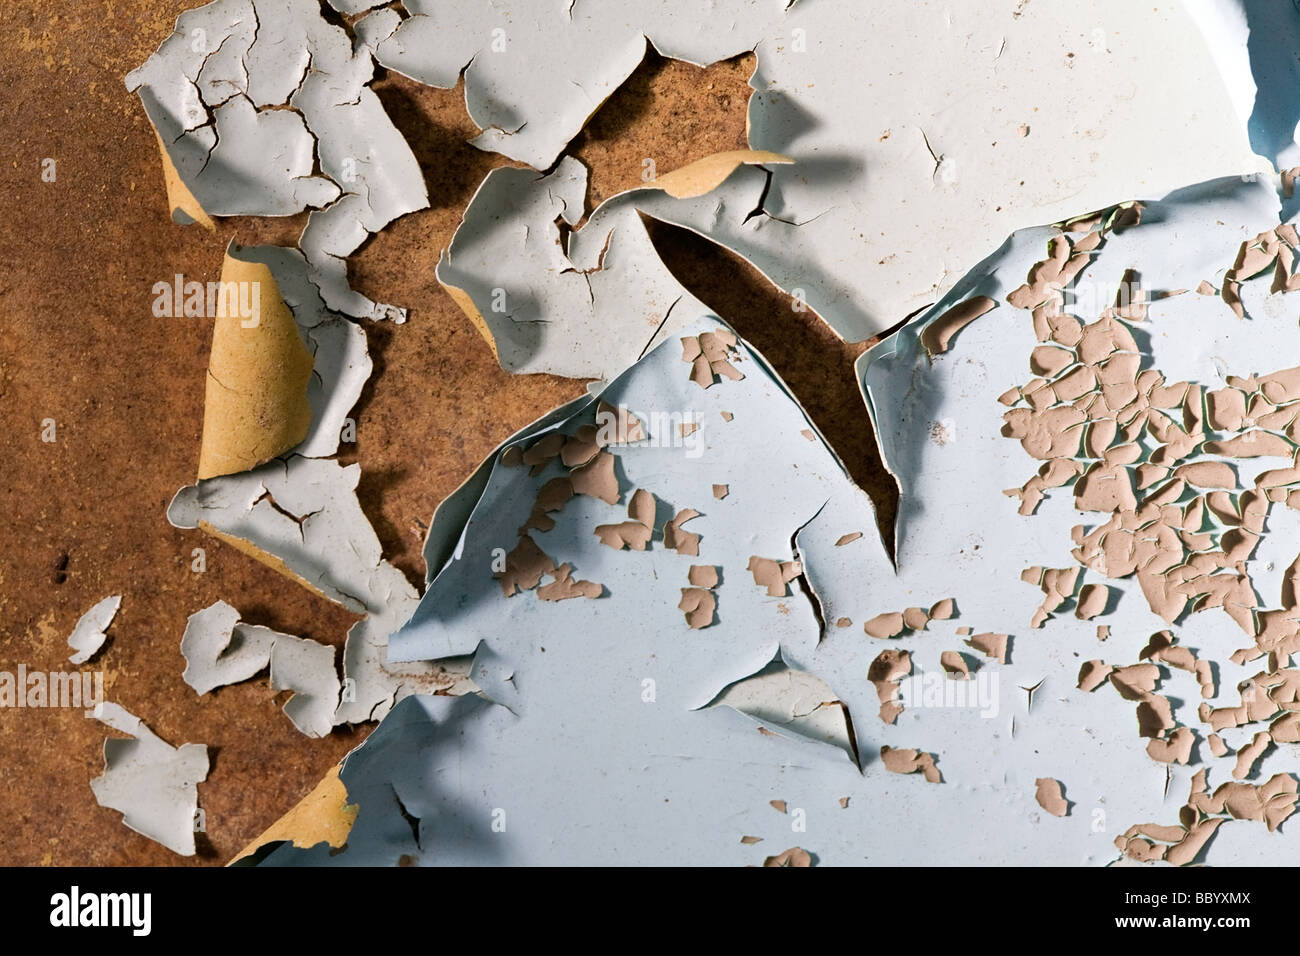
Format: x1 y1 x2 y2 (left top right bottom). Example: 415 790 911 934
437 152 784 379
167 456 443 727
347 0 1262 340
180 600 341 738
127 0 428 322
359 2 789 171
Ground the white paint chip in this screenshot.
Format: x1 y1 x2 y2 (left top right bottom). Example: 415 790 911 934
90 703 209 857
67 595 120 665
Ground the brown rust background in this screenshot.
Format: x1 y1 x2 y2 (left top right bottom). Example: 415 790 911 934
0 2 896 864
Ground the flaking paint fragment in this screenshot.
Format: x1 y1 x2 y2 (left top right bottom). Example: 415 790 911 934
688 565 720 589
1189 773 1298 832
150 129 214 230
437 155 775 378
1024 565 1080 628
90 703 209 857
1034 777 1069 817
747 556 801 598
862 600 951 639
67 596 120 666
939 651 971 680
536 564 603 602
365 4 788 170
964 632 1008 664
864 611 905 640
1146 727 1196 765
664 509 703 556
1233 731 1271 780
268 635 342 739
1074 584 1110 621
127 0 428 321
180 600 341 738
869 648 911 725
232 765 356 863
170 457 398 614
920 296 997 357
710 657 856 761
1077 660 1112 692
594 487 656 551
678 588 717 629
762 846 812 867
929 598 955 620
880 746 941 784
179 600 266 693
168 456 434 726
449 0 1261 341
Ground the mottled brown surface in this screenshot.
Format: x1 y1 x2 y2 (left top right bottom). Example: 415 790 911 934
0 4 890 866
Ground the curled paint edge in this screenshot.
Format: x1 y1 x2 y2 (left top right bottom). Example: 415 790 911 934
438 149 793 355
153 130 214 231
197 242 316 480
391 311 894 714
856 218 1063 550
421 395 592 584
229 764 356 864
647 149 793 199
416 310 881 601
440 280 499 361
197 520 342 608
